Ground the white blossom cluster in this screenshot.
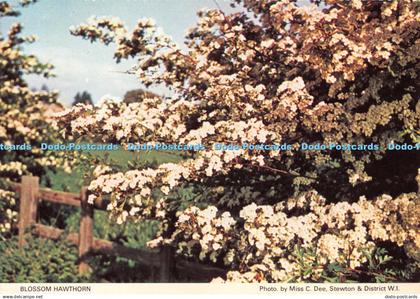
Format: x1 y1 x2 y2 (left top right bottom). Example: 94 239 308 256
171 191 418 282
167 206 235 263
1 1 74 234
0 14 67 177
0 189 17 233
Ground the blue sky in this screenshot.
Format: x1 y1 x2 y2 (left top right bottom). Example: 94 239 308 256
2 0 236 105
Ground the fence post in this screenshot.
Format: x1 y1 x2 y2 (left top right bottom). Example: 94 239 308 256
78 186 93 274
159 245 175 282
18 176 39 248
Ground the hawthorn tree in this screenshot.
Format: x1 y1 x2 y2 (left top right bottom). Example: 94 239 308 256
0 0 69 235
57 0 419 282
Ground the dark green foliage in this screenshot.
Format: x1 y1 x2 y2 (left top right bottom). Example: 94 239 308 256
0 235 85 282
87 255 153 282
72 91 93 106
290 245 419 283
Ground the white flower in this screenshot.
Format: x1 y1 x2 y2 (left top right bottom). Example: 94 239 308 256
212 243 221 250
87 194 96 205
161 186 170 195
220 212 235 230
261 39 275 49
240 203 258 221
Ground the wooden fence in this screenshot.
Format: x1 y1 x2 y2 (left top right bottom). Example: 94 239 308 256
9 175 226 282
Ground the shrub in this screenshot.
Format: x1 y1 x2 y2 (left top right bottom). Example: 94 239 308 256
0 235 84 282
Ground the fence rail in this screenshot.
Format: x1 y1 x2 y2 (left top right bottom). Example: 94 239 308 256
8 176 226 282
